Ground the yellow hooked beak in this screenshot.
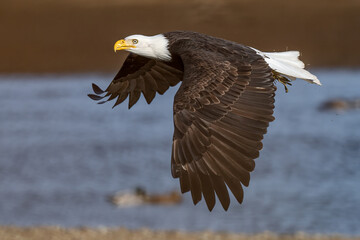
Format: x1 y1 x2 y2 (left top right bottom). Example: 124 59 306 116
114 39 136 52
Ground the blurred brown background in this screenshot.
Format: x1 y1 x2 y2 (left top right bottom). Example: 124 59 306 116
1 0 360 73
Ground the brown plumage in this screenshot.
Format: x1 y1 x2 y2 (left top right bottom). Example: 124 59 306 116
89 31 277 211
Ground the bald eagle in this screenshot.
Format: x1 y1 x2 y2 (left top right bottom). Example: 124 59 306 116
88 31 320 211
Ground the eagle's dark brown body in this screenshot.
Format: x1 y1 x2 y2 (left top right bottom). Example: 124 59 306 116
89 31 276 211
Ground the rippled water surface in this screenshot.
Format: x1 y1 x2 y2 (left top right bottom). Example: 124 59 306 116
0 70 359 234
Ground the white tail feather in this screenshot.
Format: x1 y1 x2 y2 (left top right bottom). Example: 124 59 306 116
251 47 321 85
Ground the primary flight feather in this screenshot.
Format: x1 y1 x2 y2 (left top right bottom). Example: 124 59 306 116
88 31 320 211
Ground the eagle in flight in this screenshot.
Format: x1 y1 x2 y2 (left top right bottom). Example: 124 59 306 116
88 31 320 211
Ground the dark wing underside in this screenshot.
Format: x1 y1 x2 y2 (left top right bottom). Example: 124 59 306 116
88 53 183 108
171 52 276 211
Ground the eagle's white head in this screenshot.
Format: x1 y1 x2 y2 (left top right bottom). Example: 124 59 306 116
114 34 172 61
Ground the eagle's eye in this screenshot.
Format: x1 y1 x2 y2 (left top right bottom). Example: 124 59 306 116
132 39 138 44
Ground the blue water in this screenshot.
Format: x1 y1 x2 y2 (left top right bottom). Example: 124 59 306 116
0 70 359 234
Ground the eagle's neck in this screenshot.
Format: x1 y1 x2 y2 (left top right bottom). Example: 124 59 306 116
128 34 172 61
148 34 172 61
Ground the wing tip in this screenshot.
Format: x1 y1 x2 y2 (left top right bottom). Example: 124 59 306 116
92 83 105 94
88 93 105 101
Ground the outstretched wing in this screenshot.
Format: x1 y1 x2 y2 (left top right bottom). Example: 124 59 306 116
171 51 276 211
88 53 183 109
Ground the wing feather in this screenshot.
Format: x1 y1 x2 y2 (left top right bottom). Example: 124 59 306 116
210 174 230 210
185 163 202 205
198 170 216 210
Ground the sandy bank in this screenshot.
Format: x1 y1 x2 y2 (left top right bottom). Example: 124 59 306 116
0 227 359 240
